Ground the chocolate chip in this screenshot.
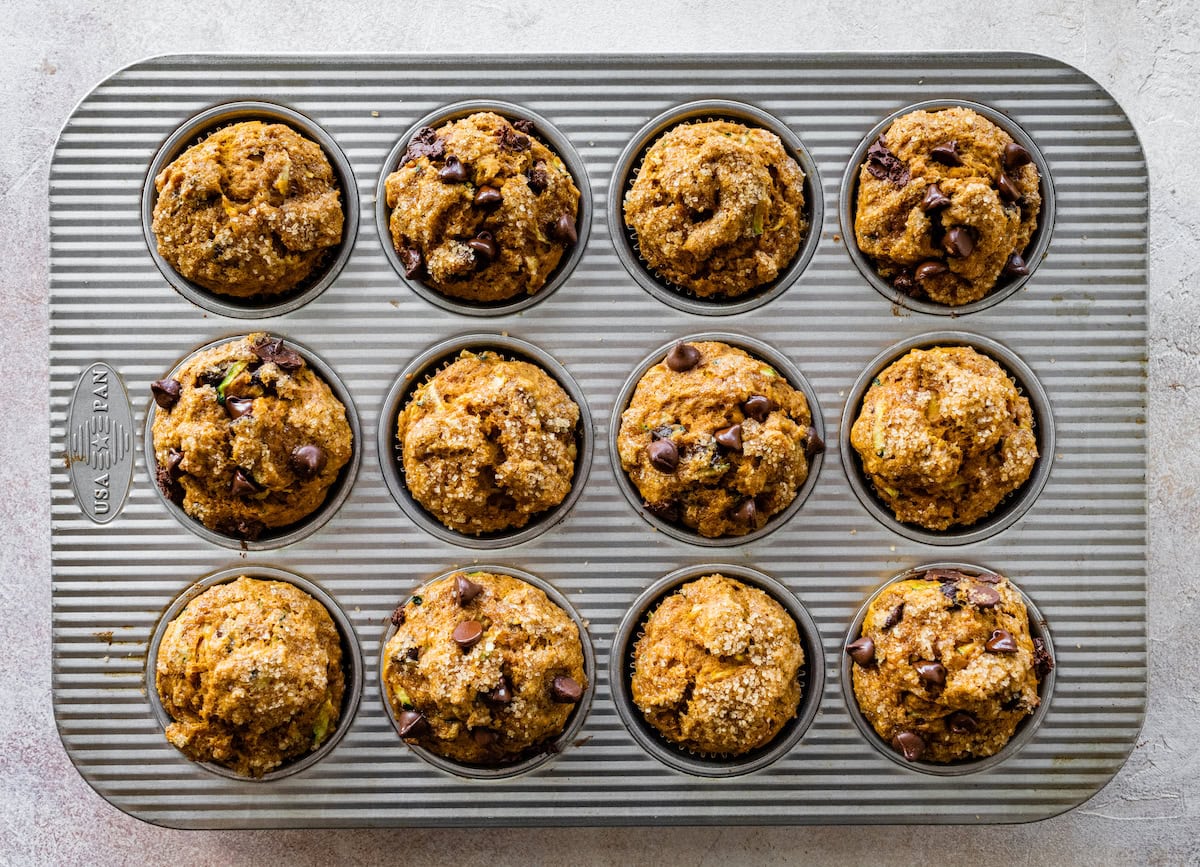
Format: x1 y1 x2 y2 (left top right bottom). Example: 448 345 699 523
198 370 224 388
402 126 445 164
452 620 484 650
893 272 918 297
986 629 1019 653
396 709 429 738
397 244 424 278
865 135 911 187
664 342 701 372
920 183 952 212
230 467 260 498
472 728 497 747
389 604 406 626
486 676 513 705
643 500 680 523
804 426 825 459
715 424 743 452
549 213 577 245
527 160 550 194
930 140 962 166
251 336 304 371
914 260 948 282
646 439 679 473
1004 141 1033 170
846 636 875 666
650 425 676 441
939 580 960 603
437 155 469 183
467 231 498 264
967 583 1001 609
1033 636 1054 678
947 710 978 734
405 647 420 661
741 395 773 422
512 119 535 135
154 463 183 504
473 185 502 208
1002 253 1030 278
915 661 947 688
891 731 926 761
225 396 253 420
165 447 184 479
453 574 483 606
550 674 582 703
151 378 181 410
974 572 1003 584
734 498 758 525
882 603 905 630
496 125 531 152
289 444 326 479
997 172 1021 203
943 227 975 258
213 515 265 540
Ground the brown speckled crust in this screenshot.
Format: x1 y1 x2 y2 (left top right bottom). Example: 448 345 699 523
850 572 1044 763
152 121 344 298
151 333 353 538
384 112 580 303
623 120 807 298
396 351 579 535
382 571 587 765
854 107 1041 306
850 346 1037 531
617 341 814 538
155 577 344 778
631 574 804 755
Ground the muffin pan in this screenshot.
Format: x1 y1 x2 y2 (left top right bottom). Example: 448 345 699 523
50 54 1148 827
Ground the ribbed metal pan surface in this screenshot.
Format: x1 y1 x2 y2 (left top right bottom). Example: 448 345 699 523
49 53 1148 828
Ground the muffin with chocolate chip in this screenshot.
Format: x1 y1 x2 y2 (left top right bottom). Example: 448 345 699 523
384 112 581 303
150 333 353 540
847 568 1051 763
624 120 808 298
382 570 588 765
854 106 1042 306
617 340 821 538
631 573 804 755
155 576 346 777
396 350 579 535
152 121 344 298
849 346 1037 531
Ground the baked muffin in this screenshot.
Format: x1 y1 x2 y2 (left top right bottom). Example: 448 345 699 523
382 570 588 765
384 112 581 303
152 121 344 298
849 346 1037 531
396 350 579 535
631 573 804 755
617 340 822 538
854 106 1042 306
151 333 353 541
155 576 345 777
623 120 807 298
847 568 1053 763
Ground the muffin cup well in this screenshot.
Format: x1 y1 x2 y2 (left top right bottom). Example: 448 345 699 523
608 100 824 316
609 332 824 547
378 333 593 549
838 331 1054 546
378 564 596 780
141 101 360 319
144 333 362 551
144 565 364 782
609 563 824 777
840 561 1056 776
839 98 1056 316
376 100 592 317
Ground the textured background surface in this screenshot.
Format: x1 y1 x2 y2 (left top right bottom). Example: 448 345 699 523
3 1 1198 864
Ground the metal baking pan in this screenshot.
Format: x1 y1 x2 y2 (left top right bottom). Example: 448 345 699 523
49 53 1147 828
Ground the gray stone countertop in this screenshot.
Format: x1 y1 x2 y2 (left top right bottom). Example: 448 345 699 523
2 1 1197 863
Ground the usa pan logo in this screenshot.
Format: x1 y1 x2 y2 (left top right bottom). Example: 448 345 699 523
66 362 134 524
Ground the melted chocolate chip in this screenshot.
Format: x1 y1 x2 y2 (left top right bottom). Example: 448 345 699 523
929 140 963 166
165 447 184 479
947 710 978 734
289 444 326 479
396 709 429 738
397 244 424 278
650 425 676 441
846 636 875 666
527 160 550 194
230 467 260 498
967 583 1001 609
437 155 469 183
714 424 743 452
453 574 483 606
974 572 1003 584
225 396 253 420
549 213 577 244
467 231 498 264
997 172 1021 203
882 603 905 630
915 661 947 688
865 135 911 186
550 674 582 703
472 728 497 747
452 620 484 650
646 439 679 473
986 629 1019 654
251 336 304 371
892 731 926 761
151 378 182 410
154 463 183 504
213 515 265 541
473 185 502 208
512 119 535 136
664 343 701 372
1033 636 1055 678
804 426 825 459
497 125 531 152
486 676 513 705
742 394 774 422
939 580 960 604
644 500 680 523
403 126 445 164
389 604 406 626
943 226 976 259
914 260 948 282
920 183 952 212
1003 141 1033 170
405 647 420 661
893 271 919 297
734 498 758 525
1002 253 1030 278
